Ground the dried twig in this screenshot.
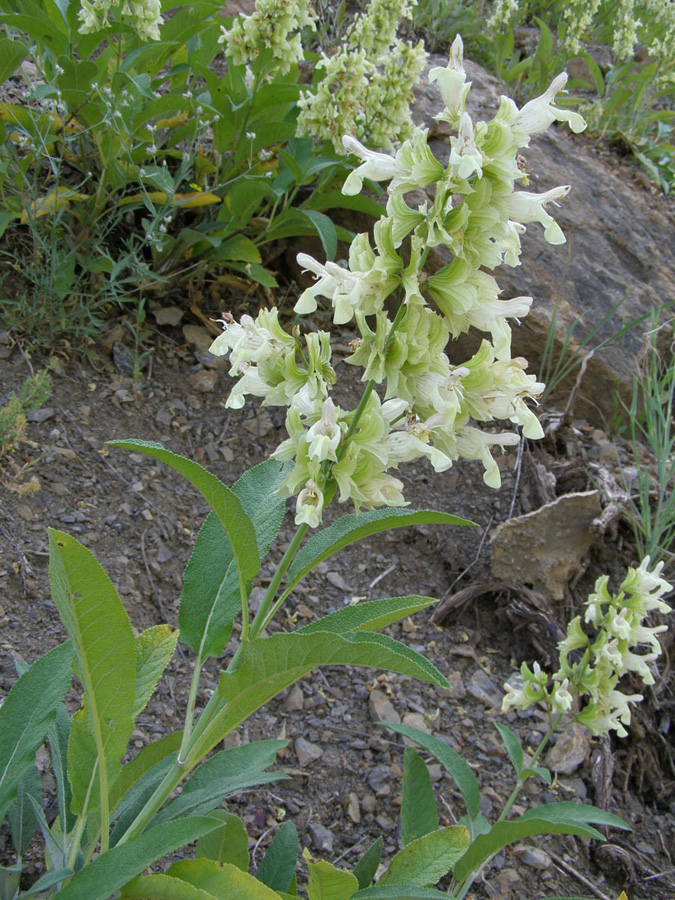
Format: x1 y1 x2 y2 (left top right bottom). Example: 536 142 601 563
547 849 613 900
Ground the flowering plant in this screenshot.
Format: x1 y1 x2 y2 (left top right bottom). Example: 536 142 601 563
0 33 668 900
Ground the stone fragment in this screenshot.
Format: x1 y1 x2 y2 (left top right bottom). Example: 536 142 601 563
367 765 390 792
468 669 502 709
307 823 333 853
446 669 466 699
514 847 552 870
182 324 214 352
25 408 55 423
347 792 360 824
187 370 218 393
369 689 401 726
490 491 602 600
545 722 591 775
325 571 351 591
153 306 183 326
401 712 430 746
294 737 323 767
283 684 305 712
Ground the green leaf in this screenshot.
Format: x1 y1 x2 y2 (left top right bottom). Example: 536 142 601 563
211 234 262 263
164 858 283 899
518 801 629 831
0 863 22 900
256 821 298 893
399 748 438 847
352 887 450 900
109 732 182 815
304 190 384 220
195 810 250 870
133 625 178 720
110 751 178 847
53 817 222 900
385 724 481 823
494 723 523 777
452 811 623 884
153 740 287 824
180 459 286 659
301 210 337 261
120 873 218 899
193 632 448 758
287 509 474 593
48 704 74 834
521 765 552 786
49 530 136 815
0 37 28 86
298 596 439 637
224 262 278 287
7 763 41 855
108 440 259 588
380 828 469 887
352 837 383 890
0 641 73 822
307 860 358 900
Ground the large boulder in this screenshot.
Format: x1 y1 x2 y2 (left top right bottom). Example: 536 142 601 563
413 56 675 424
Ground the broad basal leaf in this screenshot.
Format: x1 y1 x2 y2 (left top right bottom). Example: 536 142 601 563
352 838 383 891
49 530 136 815
167 858 282 900
379 827 469 887
0 640 73 822
195 810 250 871
307 860 358 900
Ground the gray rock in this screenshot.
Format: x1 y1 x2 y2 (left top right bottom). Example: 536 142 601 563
515 847 552 870
369 689 401 725
294 737 323 767
307 823 333 853
468 669 503 709
491 491 603 600
546 723 591 775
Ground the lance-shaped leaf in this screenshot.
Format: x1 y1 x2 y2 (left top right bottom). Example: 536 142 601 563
153 740 287 824
110 752 179 847
0 640 73 822
53 817 222 900
385 724 481 823
49 530 136 815
379 827 470 887
109 732 183 815
180 460 286 659
108 440 259 587
307 860 358 900
286 509 474 592
7 763 41 856
298 596 437 637
352 838 383 890
192 632 448 759
452 803 629 884
352 887 451 900
400 749 438 847
133 626 179 721
256 821 298 893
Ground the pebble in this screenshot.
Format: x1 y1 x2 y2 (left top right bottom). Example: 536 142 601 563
294 737 323 767
369 689 400 725
401 712 430 746
514 847 552 870
188 370 218 393
467 669 503 708
25 407 55 423
325 571 351 591
368 765 391 793
282 684 304 712
347 792 360 823
308 823 333 853
446 669 466 699
546 723 590 775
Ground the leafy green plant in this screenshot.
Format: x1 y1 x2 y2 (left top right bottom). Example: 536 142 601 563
0 364 52 455
2 36 666 900
620 321 675 572
410 0 485 56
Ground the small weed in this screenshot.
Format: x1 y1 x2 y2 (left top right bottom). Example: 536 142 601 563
0 364 52 456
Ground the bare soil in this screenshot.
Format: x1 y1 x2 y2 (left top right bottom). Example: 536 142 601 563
1 310 674 900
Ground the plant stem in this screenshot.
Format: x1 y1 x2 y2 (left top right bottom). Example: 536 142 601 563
248 523 309 640
116 760 187 846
